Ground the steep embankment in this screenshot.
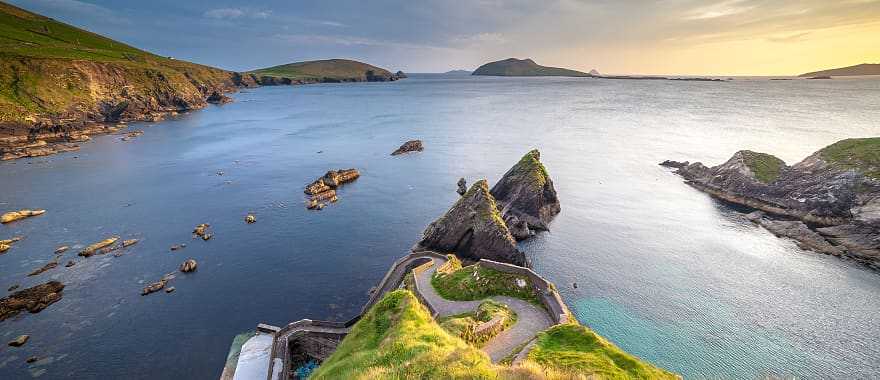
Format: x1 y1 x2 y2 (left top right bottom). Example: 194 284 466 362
662 138 880 269
472 58 590 77
249 59 404 84
798 63 880 77
0 1 251 160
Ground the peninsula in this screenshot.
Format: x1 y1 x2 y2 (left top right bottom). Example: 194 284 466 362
798 63 880 78
222 150 676 379
662 138 880 270
472 58 590 77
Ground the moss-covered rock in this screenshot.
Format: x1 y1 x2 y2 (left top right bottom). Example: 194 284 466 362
419 180 524 266
738 150 786 183
819 137 880 179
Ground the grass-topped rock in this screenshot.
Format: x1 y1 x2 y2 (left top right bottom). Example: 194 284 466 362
491 149 561 235
818 137 880 179
432 255 539 304
528 324 678 379
440 300 517 347
663 137 880 270
419 180 525 266
250 59 401 84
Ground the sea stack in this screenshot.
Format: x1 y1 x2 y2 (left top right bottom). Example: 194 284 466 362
418 180 525 266
490 150 561 234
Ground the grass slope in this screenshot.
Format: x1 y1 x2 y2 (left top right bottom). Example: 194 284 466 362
0 1 232 123
250 58 394 82
819 137 880 179
739 150 786 183
432 255 541 305
529 324 679 379
439 300 517 347
798 63 880 77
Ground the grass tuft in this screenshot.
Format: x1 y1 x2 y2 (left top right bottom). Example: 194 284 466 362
738 150 786 183
819 138 880 179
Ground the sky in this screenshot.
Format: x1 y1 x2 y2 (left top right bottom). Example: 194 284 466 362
9 0 880 75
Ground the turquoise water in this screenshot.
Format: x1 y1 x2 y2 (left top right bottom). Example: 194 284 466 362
1 75 879 379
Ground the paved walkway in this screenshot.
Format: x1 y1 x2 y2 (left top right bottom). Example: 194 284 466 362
414 258 553 363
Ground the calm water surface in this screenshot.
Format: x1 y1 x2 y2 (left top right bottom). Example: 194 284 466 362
1 75 879 379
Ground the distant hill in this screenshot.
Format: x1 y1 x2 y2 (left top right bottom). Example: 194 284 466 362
445 69 472 75
472 58 590 77
250 59 403 83
0 0 243 154
798 64 880 77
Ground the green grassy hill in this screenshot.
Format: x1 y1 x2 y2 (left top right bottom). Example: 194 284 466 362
472 58 590 77
0 1 239 135
312 290 677 379
250 59 400 83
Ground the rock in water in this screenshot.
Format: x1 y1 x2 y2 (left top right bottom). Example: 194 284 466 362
193 223 211 239
245 214 256 224
418 180 525 266
141 280 166 296
79 237 120 257
206 91 232 104
180 259 198 273
122 239 139 248
0 281 65 321
8 335 29 347
490 150 561 231
457 178 467 196
54 246 69 254
1 209 46 224
391 140 424 155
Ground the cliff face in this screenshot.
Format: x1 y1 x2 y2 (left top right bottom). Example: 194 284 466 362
419 180 525 266
663 138 880 269
491 150 561 235
0 1 248 160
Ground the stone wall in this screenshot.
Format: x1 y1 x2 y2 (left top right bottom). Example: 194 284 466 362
478 259 571 324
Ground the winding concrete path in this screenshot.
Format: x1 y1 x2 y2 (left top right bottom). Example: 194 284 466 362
414 258 553 363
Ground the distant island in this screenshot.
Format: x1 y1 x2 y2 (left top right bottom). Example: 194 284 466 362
798 63 880 78
250 59 405 84
445 69 473 75
472 58 590 77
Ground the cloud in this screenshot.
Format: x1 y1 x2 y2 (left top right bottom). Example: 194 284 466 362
19 0 130 24
451 32 506 46
203 7 271 20
273 33 450 51
766 31 811 43
685 0 755 20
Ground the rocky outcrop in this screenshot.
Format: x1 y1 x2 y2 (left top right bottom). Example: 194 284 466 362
8 335 29 347
1 281 65 321
79 237 120 257
206 91 233 104
1 209 46 223
304 169 359 210
180 259 198 273
418 180 525 266
457 178 467 196
664 138 880 269
0 236 23 254
391 140 423 155
490 150 561 233
245 214 256 224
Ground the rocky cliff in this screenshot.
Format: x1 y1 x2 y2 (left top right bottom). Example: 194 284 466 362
0 2 251 160
419 180 525 266
491 150 561 239
662 138 880 269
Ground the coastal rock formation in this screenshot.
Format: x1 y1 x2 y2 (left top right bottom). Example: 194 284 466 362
250 59 402 83
28 260 59 277
1 236 22 253
123 239 139 248
391 140 424 155
746 211 846 256
457 178 467 196
1 209 46 223
193 224 213 240
8 335 29 347
418 180 525 266
664 138 880 269
473 58 590 77
206 91 233 104
180 259 198 273
245 214 256 224
54 246 69 254
79 237 120 257
1 281 65 321
304 169 359 209
490 150 561 232
141 280 167 296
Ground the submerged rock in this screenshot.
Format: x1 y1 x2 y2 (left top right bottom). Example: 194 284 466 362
1 209 46 224
179 259 198 273
54 246 69 254
79 237 120 257
28 260 59 277
8 335 29 347
419 180 525 266
0 281 65 321
391 140 424 155
170 244 186 251
457 178 467 196
165 286 175 293
65 261 75 268
490 150 561 231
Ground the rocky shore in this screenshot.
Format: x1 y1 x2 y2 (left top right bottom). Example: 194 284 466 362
662 138 880 270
